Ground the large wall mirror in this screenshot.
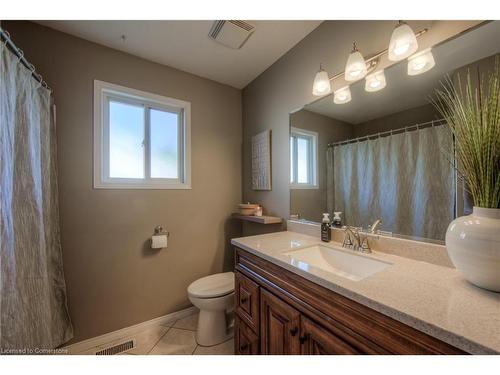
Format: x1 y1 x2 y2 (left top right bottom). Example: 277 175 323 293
289 21 500 244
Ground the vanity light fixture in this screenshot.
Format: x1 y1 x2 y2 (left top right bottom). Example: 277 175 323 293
310 22 429 102
312 64 332 96
365 70 386 92
407 48 435 76
345 42 368 82
388 21 418 61
333 86 352 104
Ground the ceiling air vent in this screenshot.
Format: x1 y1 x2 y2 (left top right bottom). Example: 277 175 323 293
95 339 136 355
208 20 255 49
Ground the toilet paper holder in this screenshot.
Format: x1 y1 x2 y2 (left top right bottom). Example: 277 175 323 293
153 225 170 237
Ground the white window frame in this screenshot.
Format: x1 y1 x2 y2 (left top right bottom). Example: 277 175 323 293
93 80 191 189
290 127 318 189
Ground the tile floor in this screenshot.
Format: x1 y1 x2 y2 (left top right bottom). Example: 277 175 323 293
120 310 234 355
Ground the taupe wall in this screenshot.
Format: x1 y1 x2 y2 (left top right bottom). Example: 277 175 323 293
453 53 498 92
290 110 352 221
4 21 242 343
353 104 439 138
242 21 481 224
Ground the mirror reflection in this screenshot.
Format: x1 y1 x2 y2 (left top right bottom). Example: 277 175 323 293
289 22 500 243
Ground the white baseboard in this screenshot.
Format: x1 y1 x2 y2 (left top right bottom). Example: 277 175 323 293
64 306 197 354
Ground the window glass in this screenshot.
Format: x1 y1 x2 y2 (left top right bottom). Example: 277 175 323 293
297 137 309 183
109 101 145 179
290 129 317 188
290 137 295 183
150 109 179 179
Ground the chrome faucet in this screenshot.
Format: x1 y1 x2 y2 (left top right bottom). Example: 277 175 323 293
342 227 361 251
369 219 382 234
342 226 372 253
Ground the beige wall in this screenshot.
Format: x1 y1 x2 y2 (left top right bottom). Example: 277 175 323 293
453 53 498 92
353 104 439 138
4 21 242 344
289 109 352 221
242 20 482 224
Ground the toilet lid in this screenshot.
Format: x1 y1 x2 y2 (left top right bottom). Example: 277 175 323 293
188 272 235 298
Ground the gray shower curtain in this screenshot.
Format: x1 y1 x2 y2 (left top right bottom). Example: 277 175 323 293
1 43 73 350
327 125 455 241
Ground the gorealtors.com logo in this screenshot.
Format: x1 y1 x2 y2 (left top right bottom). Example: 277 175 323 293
0 347 69 355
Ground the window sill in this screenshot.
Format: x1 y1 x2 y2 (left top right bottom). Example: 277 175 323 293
290 184 319 190
93 182 192 190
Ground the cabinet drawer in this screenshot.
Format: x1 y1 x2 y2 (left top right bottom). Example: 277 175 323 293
300 315 360 354
235 315 259 354
235 272 260 333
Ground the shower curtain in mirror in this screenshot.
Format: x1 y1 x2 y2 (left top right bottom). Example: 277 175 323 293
327 125 455 241
1 43 73 350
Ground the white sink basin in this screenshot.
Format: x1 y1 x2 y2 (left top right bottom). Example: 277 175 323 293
283 244 391 281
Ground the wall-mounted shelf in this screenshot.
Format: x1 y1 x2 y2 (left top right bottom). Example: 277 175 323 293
232 213 282 225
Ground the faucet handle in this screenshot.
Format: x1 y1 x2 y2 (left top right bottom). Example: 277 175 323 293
342 230 353 248
360 236 371 253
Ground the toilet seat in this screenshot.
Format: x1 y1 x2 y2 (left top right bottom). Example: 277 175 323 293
188 271 234 299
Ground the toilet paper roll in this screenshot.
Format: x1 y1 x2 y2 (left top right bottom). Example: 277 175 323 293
151 234 168 249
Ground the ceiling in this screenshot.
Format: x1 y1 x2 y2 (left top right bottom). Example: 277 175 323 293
305 21 500 124
36 20 322 89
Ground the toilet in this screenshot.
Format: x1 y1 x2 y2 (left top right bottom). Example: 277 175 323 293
187 271 235 346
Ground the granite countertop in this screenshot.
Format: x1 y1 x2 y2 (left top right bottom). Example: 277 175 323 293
231 231 500 354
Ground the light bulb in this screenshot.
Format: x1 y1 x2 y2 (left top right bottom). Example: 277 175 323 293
333 86 352 104
312 66 331 96
345 43 368 82
407 48 435 76
412 61 427 70
365 70 386 92
349 68 363 78
393 42 410 56
388 21 418 61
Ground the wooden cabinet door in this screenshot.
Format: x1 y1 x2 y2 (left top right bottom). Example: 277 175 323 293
260 289 301 354
235 315 259 355
300 315 360 354
235 272 260 333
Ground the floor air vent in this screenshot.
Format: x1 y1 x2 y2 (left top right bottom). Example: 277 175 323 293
95 339 136 355
208 20 255 49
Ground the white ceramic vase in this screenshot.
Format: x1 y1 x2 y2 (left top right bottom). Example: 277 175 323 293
446 207 500 292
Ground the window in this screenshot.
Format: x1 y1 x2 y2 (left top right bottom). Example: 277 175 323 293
290 127 318 189
94 80 191 189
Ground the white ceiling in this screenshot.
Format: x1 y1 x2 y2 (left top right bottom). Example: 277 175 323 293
36 20 322 89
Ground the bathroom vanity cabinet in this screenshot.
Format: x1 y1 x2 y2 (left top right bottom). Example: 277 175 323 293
233 247 466 355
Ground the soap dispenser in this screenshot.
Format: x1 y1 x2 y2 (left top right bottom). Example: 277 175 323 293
321 213 331 242
332 212 342 228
